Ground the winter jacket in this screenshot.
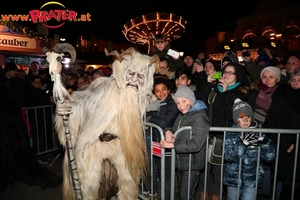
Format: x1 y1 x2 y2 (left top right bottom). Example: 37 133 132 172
0 75 24 107
223 124 276 188
263 84 300 184
146 94 180 142
166 100 209 171
199 81 252 127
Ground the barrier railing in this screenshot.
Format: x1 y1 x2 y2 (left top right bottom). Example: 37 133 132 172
21 107 300 200
141 122 300 200
22 104 60 156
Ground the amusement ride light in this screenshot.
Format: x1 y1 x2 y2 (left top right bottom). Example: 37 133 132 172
123 12 186 53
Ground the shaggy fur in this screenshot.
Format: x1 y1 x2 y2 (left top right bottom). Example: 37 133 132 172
52 48 159 200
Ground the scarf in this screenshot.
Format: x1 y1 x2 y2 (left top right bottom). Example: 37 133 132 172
254 81 278 127
217 82 241 92
255 81 278 111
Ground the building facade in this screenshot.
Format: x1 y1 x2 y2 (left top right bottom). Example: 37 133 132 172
207 0 300 60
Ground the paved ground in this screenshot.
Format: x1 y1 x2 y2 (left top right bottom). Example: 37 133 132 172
0 151 231 200
0 152 64 200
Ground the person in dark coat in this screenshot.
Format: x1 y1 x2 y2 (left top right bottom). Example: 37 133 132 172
1 62 25 107
23 76 51 106
262 68 300 200
144 75 180 198
198 62 254 200
149 33 184 72
23 76 54 154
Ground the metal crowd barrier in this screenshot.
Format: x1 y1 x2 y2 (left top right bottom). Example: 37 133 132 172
21 107 300 200
141 122 300 200
22 104 61 156
139 122 166 200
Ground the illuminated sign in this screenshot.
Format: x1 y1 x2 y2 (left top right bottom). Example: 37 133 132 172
1 1 91 29
224 45 231 50
0 34 36 49
271 41 276 48
242 42 249 48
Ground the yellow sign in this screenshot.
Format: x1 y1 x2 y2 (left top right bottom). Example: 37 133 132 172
242 42 249 48
271 41 276 48
224 45 231 50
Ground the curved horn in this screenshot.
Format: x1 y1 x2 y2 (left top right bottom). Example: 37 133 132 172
104 48 124 62
150 54 160 73
121 47 135 56
52 43 76 62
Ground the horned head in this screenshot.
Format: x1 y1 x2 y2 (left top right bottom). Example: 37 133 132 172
43 43 76 81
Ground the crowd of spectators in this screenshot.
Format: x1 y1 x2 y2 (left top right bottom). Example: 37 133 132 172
0 62 112 154
0 61 113 107
148 33 300 200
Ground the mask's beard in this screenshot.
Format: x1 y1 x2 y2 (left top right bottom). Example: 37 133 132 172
118 88 148 182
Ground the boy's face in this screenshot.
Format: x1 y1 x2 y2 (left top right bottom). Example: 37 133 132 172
154 40 167 51
159 60 169 71
237 116 252 128
175 74 191 88
175 97 193 114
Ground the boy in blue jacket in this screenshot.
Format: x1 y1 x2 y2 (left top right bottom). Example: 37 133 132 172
223 98 276 200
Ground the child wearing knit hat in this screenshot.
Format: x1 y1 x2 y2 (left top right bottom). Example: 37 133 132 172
173 85 196 113
232 98 254 128
223 98 276 200
160 85 209 199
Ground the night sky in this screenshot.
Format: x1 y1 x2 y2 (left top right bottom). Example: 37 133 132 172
1 0 261 49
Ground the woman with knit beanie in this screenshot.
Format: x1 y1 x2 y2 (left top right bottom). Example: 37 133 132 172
252 66 282 127
258 67 300 200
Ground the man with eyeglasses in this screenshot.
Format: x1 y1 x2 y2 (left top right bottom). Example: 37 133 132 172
149 33 184 72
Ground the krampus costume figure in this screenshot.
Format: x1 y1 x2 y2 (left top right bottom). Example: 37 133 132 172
45 43 159 200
